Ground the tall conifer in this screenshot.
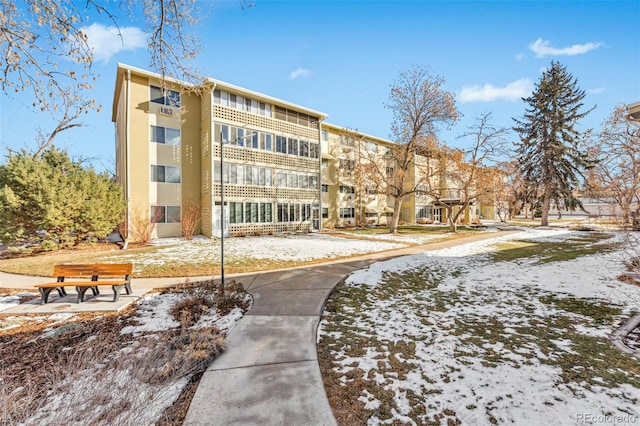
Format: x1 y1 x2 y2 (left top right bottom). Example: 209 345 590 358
513 61 594 226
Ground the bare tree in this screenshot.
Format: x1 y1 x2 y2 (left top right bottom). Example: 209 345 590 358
385 65 459 234
590 104 640 227
1 0 205 155
411 113 508 232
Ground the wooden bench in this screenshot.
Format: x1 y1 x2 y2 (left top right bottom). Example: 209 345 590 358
35 264 134 304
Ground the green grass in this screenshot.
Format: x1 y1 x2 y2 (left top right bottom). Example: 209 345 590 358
345 225 480 235
318 235 639 424
490 232 619 264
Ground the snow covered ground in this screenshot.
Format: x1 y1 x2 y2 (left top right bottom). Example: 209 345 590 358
108 233 408 272
319 228 640 425
0 288 251 425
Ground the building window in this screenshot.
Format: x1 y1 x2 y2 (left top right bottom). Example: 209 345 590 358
150 85 180 107
151 165 180 183
340 208 355 218
321 159 329 168
365 141 377 152
229 202 243 224
151 206 181 223
322 207 328 218
339 186 355 194
151 125 181 145
339 158 355 172
310 142 319 158
416 205 433 219
321 184 328 193
321 130 328 141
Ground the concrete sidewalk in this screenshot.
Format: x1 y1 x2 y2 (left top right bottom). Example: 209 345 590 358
183 230 515 426
1 230 516 424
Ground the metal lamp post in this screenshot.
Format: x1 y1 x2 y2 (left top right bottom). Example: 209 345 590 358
219 130 256 287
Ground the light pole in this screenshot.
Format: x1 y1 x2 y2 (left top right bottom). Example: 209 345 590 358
219 129 256 289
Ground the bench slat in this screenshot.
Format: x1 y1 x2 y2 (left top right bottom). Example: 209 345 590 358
37 263 134 304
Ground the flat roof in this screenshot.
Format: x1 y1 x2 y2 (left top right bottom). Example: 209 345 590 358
322 122 394 145
112 63 328 121
627 101 640 121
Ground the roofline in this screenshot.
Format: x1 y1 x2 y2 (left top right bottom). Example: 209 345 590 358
206 77 328 119
627 101 640 122
112 63 328 120
322 121 394 145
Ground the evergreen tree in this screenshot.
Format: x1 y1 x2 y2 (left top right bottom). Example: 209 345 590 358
0 148 125 248
513 61 594 226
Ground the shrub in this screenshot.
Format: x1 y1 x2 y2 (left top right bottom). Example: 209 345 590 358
0 147 124 247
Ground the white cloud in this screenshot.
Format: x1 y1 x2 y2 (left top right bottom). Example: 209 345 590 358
288 67 312 80
458 78 533 103
515 53 525 61
528 38 603 58
80 23 146 63
587 87 606 95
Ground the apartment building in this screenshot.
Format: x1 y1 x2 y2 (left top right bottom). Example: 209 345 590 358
112 63 326 239
112 63 491 240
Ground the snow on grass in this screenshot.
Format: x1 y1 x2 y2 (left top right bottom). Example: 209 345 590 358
320 228 640 425
108 233 406 271
120 292 181 335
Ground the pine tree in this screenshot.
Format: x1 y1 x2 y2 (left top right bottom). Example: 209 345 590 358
0 148 125 248
513 61 594 226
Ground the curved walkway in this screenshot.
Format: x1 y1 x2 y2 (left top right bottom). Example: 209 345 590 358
0 230 517 424
182 230 516 426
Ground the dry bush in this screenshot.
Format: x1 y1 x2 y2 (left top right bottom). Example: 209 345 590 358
0 303 229 425
181 199 201 241
127 205 161 244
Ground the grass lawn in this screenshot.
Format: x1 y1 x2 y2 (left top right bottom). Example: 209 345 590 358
318 229 640 425
0 227 476 278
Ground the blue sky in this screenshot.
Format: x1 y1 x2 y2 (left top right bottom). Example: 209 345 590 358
1 1 638 171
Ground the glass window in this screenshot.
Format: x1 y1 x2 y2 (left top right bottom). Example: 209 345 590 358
322 159 329 168
276 136 286 153
221 125 230 143
261 203 272 222
252 132 259 149
322 207 328 218
150 85 180 107
300 140 309 157
166 206 181 223
237 128 245 147
264 134 273 151
310 175 318 188
220 90 229 107
321 184 328 193
150 86 164 105
288 138 298 156
259 168 266 186
150 206 165 223
287 173 296 188
245 98 251 112
151 165 165 182
213 89 221 104
150 125 165 144
265 168 272 186
165 166 181 183
230 94 237 109
166 90 180 108
321 130 328 141
165 128 180 146
310 142 319 159
151 126 180 146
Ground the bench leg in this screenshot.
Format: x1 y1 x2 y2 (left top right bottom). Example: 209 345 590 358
39 288 55 304
112 284 126 302
124 282 132 295
91 286 100 296
57 287 67 297
76 286 92 303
